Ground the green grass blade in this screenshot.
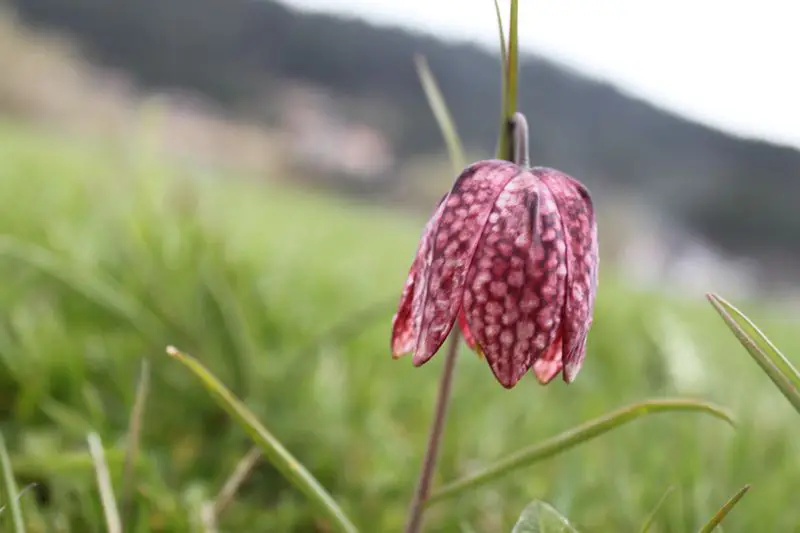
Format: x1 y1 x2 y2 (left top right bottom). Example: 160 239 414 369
0 236 162 342
425 399 734 505
414 54 466 173
708 293 800 381
88 432 122 533
212 446 262 518
166 346 359 533
707 293 800 414
505 0 519 120
0 484 36 517
11 450 133 478
121 359 151 524
492 0 507 74
0 432 26 533
639 485 676 533
492 0 508 160
697 484 750 533
496 0 519 161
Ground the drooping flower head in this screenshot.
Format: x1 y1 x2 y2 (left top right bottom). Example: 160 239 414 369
391 115 598 388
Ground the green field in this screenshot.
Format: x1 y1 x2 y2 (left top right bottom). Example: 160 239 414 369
0 121 799 532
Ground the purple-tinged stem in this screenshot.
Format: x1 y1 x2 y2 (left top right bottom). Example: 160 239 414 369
403 112 530 533
402 332 460 533
511 111 530 168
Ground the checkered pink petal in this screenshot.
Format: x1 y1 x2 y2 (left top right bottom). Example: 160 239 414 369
536 167 598 383
391 160 598 388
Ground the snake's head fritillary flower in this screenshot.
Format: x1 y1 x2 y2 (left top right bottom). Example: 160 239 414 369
390 158 598 388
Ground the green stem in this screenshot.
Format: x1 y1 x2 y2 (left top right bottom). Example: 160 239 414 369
425 399 734 506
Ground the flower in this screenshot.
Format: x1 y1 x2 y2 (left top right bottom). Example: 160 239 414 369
390 159 598 388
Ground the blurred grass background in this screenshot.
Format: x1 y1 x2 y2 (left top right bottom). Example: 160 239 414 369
1 118 800 532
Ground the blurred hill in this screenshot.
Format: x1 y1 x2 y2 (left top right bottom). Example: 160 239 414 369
7 0 800 278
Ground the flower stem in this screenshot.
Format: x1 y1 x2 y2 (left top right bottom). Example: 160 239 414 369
402 332 460 533
511 112 530 167
403 4 519 531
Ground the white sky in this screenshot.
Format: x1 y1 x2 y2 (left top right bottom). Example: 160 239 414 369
283 0 800 149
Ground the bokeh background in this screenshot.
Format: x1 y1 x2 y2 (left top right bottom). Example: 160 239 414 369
1 0 799 531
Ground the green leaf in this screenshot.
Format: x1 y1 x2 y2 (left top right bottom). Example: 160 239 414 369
697 484 750 533
707 293 800 414
639 485 676 533
426 399 734 505
414 54 466 173
166 346 359 533
511 501 577 533
0 432 26 533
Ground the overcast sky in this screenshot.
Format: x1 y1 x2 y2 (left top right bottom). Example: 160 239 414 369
283 0 799 149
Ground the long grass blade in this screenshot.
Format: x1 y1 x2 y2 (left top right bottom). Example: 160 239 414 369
199 501 219 533
88 432 122 533
0 484 36 517
492 0 508 160
0 432 26 533
708 294 800 381
414 54 466 173
121 359 151 524
697 484 750 533
492 0 508 73
426 399 734 505
0 236 162 342
166 346 358 533
212 446 262 518
506 0 519 120
708 294 800 385
639 485 676 533
11 450 133 478
496 0 519 160
707 293 800 414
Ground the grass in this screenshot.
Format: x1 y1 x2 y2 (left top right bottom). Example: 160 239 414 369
0 120 799 532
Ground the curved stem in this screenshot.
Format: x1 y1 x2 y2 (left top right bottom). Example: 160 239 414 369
511 111 530 167
403 332 460 533
425 398 733 506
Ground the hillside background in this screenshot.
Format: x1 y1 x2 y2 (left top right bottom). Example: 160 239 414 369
7 0 800 297
1 2 800 532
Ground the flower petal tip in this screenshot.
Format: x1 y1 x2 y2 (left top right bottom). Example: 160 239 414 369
411 352 434 367
533 360 562 385
498 378 518 390
562 361 582 384
488 364 526 389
